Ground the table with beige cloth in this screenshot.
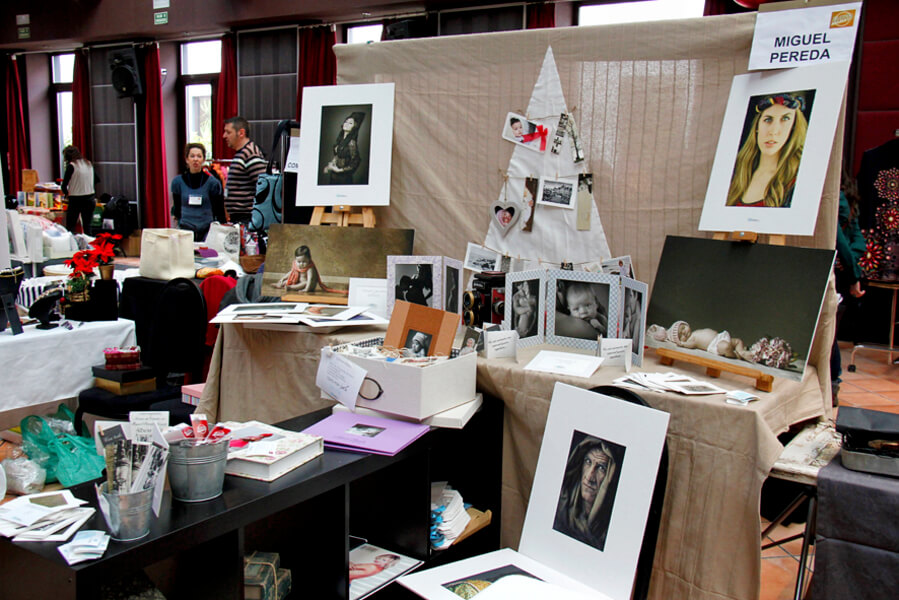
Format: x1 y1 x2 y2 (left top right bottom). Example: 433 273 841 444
198 300 833 600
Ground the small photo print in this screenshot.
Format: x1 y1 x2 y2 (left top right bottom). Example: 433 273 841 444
394 263 434 308
553 430 626 552
346 424 385 438
502 112 548 153
554 279 610 339
510 279 540 339
404 329 433 357
445 265 460 313
442 564 541 597
537 176 577 210
459 327 481 355
621 287 644 354
522 177 539 232
464 243 501 273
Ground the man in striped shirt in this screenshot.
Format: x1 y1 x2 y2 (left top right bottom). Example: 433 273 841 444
222 116 266 223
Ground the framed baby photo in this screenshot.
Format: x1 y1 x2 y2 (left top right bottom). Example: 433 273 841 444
463 242 502 273
619 277 648 367
537 176 578 210
387 255 443 316
503 270 546 348
384 300 461 358
443 258 463 315
296 82 395 207
502 111 550 153
546 270 620 353
698 61 848 236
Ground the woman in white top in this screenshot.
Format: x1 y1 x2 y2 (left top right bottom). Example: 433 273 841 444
61 145 98 233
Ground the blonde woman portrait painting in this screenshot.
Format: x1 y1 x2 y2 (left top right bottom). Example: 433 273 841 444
726 91 814 208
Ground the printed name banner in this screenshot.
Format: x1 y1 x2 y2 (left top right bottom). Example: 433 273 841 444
749 1 861 70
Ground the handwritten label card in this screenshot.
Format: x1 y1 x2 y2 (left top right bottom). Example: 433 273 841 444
484 329 518 360
348 278 388 318
600 338 632 372
129 412 169 444
317 347 367 410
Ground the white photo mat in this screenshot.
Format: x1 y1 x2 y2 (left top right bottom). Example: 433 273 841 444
296 82 395 207
501 111 552 153
503 270 546 348
546 270 620 352
520 383 669 600
698 61 849 236
386 255 445 317
619 277 648 367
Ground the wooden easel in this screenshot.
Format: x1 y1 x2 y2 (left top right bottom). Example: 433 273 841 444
309 205 376 228
655 231 784 392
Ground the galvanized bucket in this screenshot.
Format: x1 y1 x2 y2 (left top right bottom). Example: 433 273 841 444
168 439 228 502
99 482 154 541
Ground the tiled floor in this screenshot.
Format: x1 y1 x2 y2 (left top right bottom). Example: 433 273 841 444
760 342 899 599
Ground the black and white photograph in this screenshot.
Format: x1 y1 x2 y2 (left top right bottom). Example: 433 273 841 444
458 327 482 355
503 270 547 348
317 103 372 186
297 83 395 207
552 430 626 552
537 176 577 210
502 111 549 153
444 263 461 313
463 242 501 273
346 424 385 438
620 277 648 366
393 263 434 308
404 329 433 357
546 271 620 353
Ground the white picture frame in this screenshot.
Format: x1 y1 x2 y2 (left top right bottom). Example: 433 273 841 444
546 270 620 352
463 242 501 273
296 82 395 207
619 277 648 367
386 255 444 317
503 270 546 348
536 176 578 210
698 62 849 236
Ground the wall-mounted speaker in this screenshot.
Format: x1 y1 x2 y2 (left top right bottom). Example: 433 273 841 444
109 48 143 98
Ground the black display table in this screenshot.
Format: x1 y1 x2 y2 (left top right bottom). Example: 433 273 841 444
0 401 502 599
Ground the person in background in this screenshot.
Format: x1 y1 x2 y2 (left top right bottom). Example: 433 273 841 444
171 142 225 242
222 116 266 223
61 145 99 234
831 171 867 405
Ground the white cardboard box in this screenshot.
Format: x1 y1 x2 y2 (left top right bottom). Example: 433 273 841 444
333 338 477 420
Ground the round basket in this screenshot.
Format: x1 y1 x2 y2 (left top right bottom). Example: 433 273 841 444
240 254 265 274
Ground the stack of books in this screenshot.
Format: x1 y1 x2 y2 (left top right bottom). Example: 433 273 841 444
92 364 157 395
221 421 324 482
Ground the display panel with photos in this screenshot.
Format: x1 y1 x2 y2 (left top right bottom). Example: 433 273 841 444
503 270 546 348
264 224 413 303
698 61 849 235
619 277 648 367
296 83 395 207
645 236 835 382
386 256 462 318
546 270 620 352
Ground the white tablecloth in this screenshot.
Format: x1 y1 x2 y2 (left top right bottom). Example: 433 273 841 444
0 318 136 412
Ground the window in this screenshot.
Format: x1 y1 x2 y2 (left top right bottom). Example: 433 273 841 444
578 0 705 26
346 24 383 44
51 53 75 178
179 40 221 158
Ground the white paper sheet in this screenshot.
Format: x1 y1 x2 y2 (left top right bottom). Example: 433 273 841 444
524 351 603 379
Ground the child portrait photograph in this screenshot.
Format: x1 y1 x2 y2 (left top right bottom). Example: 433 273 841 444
501 111 548 152
546 270 620 352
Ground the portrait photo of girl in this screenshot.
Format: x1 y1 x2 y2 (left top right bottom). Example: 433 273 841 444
726 90 815 208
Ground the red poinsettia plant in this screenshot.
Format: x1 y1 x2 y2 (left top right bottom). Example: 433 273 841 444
64 233 123 289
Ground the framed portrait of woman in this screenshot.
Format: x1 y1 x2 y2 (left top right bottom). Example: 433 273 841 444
698 61 849 236
296 83 395 207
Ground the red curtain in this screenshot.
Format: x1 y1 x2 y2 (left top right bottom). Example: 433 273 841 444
296 26 337 120
526 2 555 29
4 54 29 193
72 49 92 160
213 34 237 160
142 44 170 229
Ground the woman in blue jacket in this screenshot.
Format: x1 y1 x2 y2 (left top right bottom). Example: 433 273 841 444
171 143 225 241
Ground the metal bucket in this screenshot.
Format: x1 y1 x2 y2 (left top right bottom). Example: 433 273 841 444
99 482 154 541
168 439 229 502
